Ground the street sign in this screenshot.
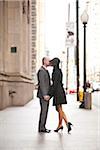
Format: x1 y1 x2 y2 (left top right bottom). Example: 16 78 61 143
65 22 74 47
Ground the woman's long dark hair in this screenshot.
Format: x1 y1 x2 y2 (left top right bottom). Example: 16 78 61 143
50 58 60 69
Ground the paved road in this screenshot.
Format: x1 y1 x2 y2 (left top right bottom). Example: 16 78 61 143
0 94 99 150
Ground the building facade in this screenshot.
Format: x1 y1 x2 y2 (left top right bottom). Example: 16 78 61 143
36 0 45 71
87 0 100 82
0 0 34 110
79 0 100 83
31 0 45 85
31 0 37 82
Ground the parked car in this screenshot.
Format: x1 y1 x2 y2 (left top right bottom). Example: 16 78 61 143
69 89 76 94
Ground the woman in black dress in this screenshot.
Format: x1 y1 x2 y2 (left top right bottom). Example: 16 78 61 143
49 58 73 133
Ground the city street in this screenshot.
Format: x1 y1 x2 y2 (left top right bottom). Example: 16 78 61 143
0 92 99 150
0 1 100 150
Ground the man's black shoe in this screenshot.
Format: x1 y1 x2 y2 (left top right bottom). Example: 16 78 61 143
39 129 51 133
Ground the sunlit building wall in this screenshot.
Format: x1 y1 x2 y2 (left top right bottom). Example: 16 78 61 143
31 0 37 81
65 0 100 90
87 0 100 82
79 0 100 83
0 0 33 110
31 0 45 85
36 0 45 71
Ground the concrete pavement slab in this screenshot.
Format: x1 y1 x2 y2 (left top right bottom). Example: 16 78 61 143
0 94 100 150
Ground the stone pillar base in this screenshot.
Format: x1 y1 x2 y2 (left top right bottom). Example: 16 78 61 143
0 75 34 110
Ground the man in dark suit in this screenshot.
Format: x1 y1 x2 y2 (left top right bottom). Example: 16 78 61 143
37 57 51 133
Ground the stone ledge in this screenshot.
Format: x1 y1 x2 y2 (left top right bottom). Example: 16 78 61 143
0 72 32 80
0 80 34 110
0 72 34 83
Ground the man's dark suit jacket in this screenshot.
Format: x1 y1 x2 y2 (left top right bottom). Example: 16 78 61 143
37 66 51 99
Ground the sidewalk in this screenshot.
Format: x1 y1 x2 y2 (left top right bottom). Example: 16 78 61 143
0 93 100 150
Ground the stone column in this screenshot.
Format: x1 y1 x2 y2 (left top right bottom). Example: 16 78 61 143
0 0 34 110
36 0 45 71
31 0 37 83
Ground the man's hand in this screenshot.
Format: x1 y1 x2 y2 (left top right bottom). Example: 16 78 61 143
43 95 50 101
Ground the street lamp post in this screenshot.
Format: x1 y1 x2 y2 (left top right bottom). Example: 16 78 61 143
76 0 79 101
81 10 89 98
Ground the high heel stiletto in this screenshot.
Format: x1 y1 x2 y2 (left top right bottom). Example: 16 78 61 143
54 126 63 132
67 122 73 134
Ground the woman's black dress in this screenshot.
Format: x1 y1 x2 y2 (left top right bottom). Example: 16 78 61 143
49 68 67 106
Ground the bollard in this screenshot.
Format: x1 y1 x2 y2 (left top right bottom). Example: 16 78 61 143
84 88 92 109
79 87 84 102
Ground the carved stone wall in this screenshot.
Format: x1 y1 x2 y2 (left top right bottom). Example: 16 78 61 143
0 0 34 110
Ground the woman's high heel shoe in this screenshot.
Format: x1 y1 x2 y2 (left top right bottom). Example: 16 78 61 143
54 126 63 132
67 122 73 134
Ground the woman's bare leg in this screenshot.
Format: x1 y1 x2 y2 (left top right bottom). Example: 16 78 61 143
56 105 63 128
62 111 68 124
60 105 68 124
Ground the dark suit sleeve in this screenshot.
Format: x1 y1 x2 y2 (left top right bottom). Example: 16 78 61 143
38 70 48 96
